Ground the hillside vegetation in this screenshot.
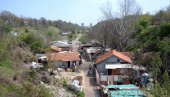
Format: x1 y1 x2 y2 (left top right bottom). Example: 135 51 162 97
0 11 80 97
89 4 170 97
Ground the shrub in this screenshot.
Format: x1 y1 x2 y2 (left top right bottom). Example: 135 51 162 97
61 77 68 87
152 81 167 97
30 40 44 53
159 23 170 38
77 91 85 97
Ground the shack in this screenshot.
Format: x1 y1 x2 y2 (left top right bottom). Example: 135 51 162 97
46 52 81 71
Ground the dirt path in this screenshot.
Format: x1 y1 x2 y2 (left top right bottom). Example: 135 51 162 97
71 34 100 97
72 34 81 52
82 59 101 97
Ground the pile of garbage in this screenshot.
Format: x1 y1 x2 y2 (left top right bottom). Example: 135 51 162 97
70 76 83 91
141 73 154 91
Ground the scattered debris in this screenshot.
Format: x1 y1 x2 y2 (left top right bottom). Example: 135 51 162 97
71 80 83 91
41 75 51 84
70 76 83 91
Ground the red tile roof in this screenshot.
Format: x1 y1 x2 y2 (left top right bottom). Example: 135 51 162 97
120 52 132 58
96 50 132 64
46 52 80 61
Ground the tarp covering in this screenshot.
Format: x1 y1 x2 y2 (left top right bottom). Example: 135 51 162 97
106 84 145 97
110 90 145 97
106 84 139 90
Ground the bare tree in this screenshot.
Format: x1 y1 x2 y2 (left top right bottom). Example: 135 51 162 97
100 0 142 50
116 0 141 50
100 2 113 20
0 11 19 27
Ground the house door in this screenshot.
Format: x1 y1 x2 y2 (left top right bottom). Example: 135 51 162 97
68 61 70 68
108 69 112 75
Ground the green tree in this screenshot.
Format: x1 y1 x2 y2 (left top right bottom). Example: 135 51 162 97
158 23 170 38
151 53 162 79
152 81 167 97
137 14 151 29
79 34 88 43
162 71 170 96
67 34 73 41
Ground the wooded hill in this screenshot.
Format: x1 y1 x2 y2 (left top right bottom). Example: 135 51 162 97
88 2 170 96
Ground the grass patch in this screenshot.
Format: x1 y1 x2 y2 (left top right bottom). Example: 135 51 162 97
0 59 16 77
48 26 60 33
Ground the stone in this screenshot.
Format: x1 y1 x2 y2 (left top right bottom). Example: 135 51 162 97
41 75 51 84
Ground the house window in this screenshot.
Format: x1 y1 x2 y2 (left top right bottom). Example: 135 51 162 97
117 59 120 63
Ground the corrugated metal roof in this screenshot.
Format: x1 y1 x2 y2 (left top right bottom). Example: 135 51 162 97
50 45 62 52
105 64 146 70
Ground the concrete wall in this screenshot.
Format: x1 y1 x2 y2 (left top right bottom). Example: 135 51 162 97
52 60 80 68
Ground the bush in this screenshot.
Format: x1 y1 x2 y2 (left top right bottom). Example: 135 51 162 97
158 38 170 53
77 91 85 97
19 33 34 45
61 77 68 87
18 32 45 53
79 34 88 43
159 23 170 38
30 40 44 53
152 81 167 97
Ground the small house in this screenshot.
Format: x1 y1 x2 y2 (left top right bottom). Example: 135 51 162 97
46 52 81 71
91 49 106 62
49 45 62 53
95 50 145 85
80 42 103 61
50 41 71 51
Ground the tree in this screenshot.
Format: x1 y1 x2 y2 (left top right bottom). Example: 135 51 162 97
162 71 170 96
152 81 167 97
0 18 11 38
67 33 73 41
151 53 162 79
100 0 141 50
39 17 48 28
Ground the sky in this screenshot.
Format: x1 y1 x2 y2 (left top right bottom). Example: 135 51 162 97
0 0 170 26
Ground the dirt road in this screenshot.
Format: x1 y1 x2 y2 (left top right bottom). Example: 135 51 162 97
71 34 101 97
81 60 101 97
72 34 81 52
